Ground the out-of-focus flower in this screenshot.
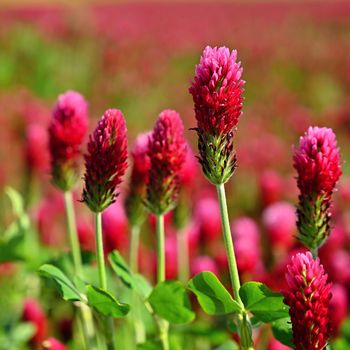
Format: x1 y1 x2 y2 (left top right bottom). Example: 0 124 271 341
42 337 68 350
146 109 186 215
293 126 342 250
189 46 244 185
36 193 66 248
49 91 88 191
102 201 129 255
262 201 296 251
124 132 151 226
283 252 332 350
258 170 283 207
329 283 348 335
194 196 221 243
191 256 219 276
22 298 47 346
231 217 260 274
82 109 128 213
77 218 95 252
267 338 291 350
180 143 198 189
25 124 50 175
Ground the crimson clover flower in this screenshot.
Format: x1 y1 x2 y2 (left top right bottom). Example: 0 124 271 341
293 126 342 250
49 90 88 191
189 46 244 184
82 109 128 213
124 132 152 226
283 252 332 350
146 109 187 215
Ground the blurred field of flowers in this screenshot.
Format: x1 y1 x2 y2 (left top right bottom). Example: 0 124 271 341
0 1 350 349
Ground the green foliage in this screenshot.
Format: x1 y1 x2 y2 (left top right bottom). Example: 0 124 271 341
148 281 195 324
215 340 239 350
86 285 130 318
137 341 163 350
271 317 293 348
109 250 152 299
188 272 242 315
0 322 36 350
39 264 82 301
239 282 289 322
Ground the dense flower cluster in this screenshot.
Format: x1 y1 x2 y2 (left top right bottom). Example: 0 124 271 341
124 132 151 226
48 90 88 191
293 127 342 250
146 109 186 214
189 46 244 184
82 109 128 213
283 252 332 350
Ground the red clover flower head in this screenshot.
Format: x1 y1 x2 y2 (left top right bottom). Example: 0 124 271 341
82 109 128 213
43 337 68 350
189 46 244 184
49 90 88 191
146 109 187 215
293 127 342 250
124 132 152 226
283 252 332 350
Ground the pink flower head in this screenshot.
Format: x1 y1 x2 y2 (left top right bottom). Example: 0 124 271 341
329 283 348 335
262 201 296 250
189 46 244 185
124 132 151 226
294 126 341 196
102 201 129 255
283 252 332 350
231 217 260 273
82 109 128 213
189 46 244 135
293 127 342 250
49 90 88 190
146 109 187 215
25 124 50 175
42 337 68 350
22 298 47 346
191 256 219 277
194 196 221 242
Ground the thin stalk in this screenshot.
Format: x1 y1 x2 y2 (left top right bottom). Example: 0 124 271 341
64 191 83 275
130 225 141 273
156 214 165 283
311 247 318 259
156 214 169 350
129 225 146 344
64 191 98 350
216 184 254 350
177 228 189 284
95 212 117 350
95 212 107 289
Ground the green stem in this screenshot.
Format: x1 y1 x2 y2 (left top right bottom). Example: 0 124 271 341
156 214 169 350
95 212 107 289
216 184 242 305
156 214 165 283
177 228 189 284
95 212 117 350
64 191 83 276
216 184 254 350
129 225 146 344
64 191 98 350
130 225 140 273
311 247 318 259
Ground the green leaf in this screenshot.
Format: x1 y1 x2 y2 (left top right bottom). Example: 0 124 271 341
11 323 36 343
109 251 152 299
5 187 25 216
215 340 239 350
271 317 293 348
188 272 242 315
239 282 289 322
39 264 82 301
137 341 163 350
87 285 130 318
109 250 133 288
148 281 195 324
